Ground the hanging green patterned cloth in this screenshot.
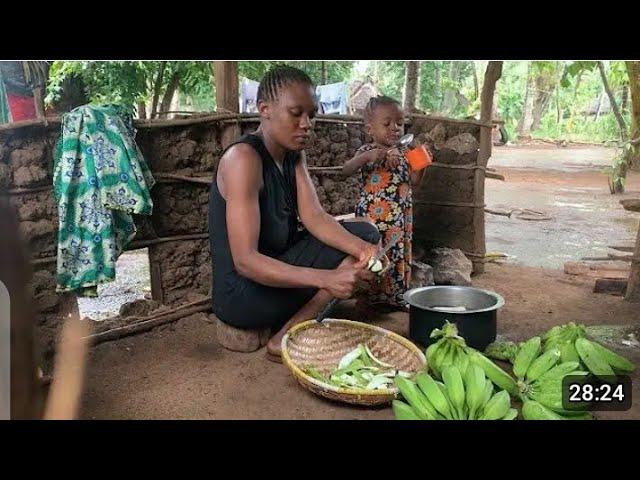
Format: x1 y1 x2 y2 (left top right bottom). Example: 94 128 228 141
53 104 155 296
0 68 11 124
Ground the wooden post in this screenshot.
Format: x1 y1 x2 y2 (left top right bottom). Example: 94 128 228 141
213 61 239 113
213 61 240 149
473 61 503 274
622 198 640 302
625 223 640 302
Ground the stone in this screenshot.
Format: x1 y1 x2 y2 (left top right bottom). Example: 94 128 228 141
425 247 473 286
410 261 435 289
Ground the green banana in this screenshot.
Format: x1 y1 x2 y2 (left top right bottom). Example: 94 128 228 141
436 381 459 419
442 365 465 420
392 400 421 420
481 377 494 407
455 352 470 377
468 350 519 398
464 364 485 420
525 348 561 382
536 361 581 385
586 340 635 373
426 342 439 366
394 377 437 420
480 390 511 420
575 337 615 378
559 341 580 363
416 372 453 419
522 400 567 420
502 408 519 420
513 336 542 379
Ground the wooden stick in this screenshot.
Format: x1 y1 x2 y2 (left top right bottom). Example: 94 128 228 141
581 254 634 262
430 162 484 170
0 117 61 132
134 113 242 129
84 301 211 345
416 200 486 208
3 185 53 196
485 171 505 181
155 173 213 185
31 256 57 266
127 233 209 249
609 245 635 253
30 232 211 266
485 208 512 217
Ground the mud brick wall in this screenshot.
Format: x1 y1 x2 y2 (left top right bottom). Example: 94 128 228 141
0 122 71 362
407 117 483 257
1 113 484 361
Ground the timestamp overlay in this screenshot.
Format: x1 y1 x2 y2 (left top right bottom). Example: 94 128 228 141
1 280 9 420
562 374 632 411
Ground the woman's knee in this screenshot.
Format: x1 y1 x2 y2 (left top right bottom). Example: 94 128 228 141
342 219 381 245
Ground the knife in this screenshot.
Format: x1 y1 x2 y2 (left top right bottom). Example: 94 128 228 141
315 235 401 323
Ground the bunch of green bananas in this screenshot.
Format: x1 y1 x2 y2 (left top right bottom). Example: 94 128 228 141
542 324 635 378
511 336 593 420
392 365 518 420
425 321 471 379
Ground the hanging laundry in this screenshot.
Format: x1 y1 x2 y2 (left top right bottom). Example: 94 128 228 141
53 104 155 297
239 77 260 113
316 81 348 115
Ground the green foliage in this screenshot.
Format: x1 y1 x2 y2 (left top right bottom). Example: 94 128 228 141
44 60 633 148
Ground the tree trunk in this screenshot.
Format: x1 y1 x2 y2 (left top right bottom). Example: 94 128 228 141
150 61 166 119
137 101 147 119
434 63 442 111
556 64 563 126
530 74 554 132
517 62 535 137
625 218 640 302
441 61 462 114
621 85 629 115
158 71 180 119
402 61 420 112
625 61 640 167
597 61 627 141
473 61 503 275
320 61 327 84
472 61 479 101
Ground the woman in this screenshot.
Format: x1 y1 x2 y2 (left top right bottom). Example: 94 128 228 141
209 66 381 361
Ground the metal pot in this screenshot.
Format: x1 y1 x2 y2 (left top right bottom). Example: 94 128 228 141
404 286 505 351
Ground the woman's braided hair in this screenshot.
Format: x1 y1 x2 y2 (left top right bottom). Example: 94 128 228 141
256 65 315 103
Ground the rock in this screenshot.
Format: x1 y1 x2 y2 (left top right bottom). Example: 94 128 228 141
424 247 473 286
429 124 447 150
119 298 161 318
13 165 48 187
410 261 435 289
444 133 479 155
214 315 270 352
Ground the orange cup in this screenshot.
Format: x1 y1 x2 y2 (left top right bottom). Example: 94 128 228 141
405 144 432 171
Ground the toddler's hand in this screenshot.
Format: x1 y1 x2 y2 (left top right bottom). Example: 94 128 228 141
365 148 387 165
385 148 403 169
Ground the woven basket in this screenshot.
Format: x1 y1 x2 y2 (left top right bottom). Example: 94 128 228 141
281 319 427 406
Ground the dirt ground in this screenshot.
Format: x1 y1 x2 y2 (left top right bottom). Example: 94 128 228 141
79 263 640 420
74 144 640 420
486 145 640 269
